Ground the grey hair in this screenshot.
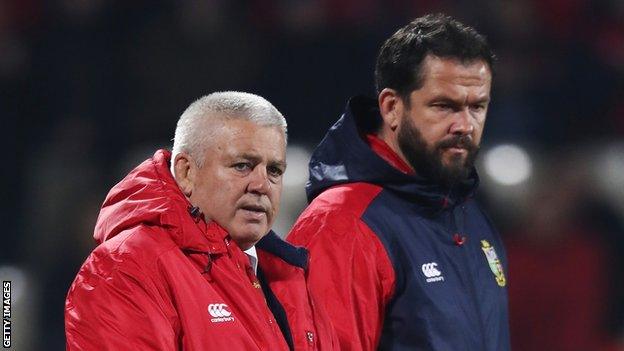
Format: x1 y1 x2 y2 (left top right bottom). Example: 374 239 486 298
171 91 287 169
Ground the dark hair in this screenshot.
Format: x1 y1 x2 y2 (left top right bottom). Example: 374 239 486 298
375 13 495 101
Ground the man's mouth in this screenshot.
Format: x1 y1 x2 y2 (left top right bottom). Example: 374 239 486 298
240 204 266 212
239 204 268 220
438 135 474 152
446 146 468 153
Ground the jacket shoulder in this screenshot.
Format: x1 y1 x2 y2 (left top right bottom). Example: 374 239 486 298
66 226 181 350
301 182 382 221
288 182 385 246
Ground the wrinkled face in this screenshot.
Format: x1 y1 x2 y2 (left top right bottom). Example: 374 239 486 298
190 119 286 249
397 55 491 187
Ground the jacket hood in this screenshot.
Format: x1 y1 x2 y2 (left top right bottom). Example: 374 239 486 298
94 149 228 253
306 95 479 211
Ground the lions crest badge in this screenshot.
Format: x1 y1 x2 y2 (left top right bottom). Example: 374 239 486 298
481 240 506 287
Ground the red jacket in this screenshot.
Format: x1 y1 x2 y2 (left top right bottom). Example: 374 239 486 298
65 149 337 350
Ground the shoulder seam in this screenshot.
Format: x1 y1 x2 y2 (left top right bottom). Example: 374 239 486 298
310 182 384 218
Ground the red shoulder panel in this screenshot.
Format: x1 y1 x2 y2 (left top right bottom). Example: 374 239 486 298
288 183 395 351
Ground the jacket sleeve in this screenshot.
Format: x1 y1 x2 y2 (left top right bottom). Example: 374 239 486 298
65 256 177 351
287 211 395 351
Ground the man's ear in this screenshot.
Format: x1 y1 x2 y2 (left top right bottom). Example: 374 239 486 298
172 153 195 197
378 88 406 132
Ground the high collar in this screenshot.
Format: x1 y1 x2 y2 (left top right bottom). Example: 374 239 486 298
94 149 229 254
256 231 309 270
365 133 414 175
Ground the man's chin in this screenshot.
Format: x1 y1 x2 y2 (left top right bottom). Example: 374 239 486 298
229 224 270 249
441 148 468 162
438 158 462 173
433 154 470 184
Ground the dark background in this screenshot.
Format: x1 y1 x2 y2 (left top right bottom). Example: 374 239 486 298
1 0 623 350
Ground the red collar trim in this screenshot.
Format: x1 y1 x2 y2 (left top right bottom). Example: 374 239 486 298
365 134 414 174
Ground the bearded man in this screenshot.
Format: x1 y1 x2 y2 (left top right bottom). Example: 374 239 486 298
287 14 510 351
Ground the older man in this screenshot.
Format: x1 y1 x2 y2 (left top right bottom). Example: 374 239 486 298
65 92 336 350
288 14 510 350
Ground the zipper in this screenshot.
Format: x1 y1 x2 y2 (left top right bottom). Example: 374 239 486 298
302 253 318 350
453 204 488 349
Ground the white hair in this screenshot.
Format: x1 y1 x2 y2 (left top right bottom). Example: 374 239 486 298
171 91 287 169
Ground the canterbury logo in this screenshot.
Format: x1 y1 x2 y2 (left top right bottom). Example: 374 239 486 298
208 303 235 323
421 262 445 283
208 304 231 317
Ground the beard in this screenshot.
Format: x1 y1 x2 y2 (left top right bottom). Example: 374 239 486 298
397 116 479 189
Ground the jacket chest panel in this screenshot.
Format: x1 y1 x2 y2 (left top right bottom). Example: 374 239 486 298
159 250 289 350
363 193 508 349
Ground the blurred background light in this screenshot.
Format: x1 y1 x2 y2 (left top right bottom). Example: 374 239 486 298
595 142 624 192
483 144 532 186
273 143 312 236
0 265 28 303
283 144 312 188
593 142 624 215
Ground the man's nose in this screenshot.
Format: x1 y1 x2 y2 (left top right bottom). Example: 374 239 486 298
449 108 475 135
246 167 270 194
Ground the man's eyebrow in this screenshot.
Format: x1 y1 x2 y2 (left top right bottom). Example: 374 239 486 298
471 97 491 104
429 95 490 105
233 153 261 162
236 153 286 167
429 96 463 105
269 160 287 169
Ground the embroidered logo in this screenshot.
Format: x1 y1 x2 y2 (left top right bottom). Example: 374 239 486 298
421 262 444 283
208 303 235 323
481 240 506 287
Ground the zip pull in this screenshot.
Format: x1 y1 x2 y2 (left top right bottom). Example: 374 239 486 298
188 205 202 223
202 254 214 281
441 196 449 209
453 233 467 246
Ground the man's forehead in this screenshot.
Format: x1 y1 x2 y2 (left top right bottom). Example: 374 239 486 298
213 121 286 158
420 55 492 85
213 118 284 139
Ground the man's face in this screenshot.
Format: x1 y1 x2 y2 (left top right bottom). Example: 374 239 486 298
396 55 491 187
190 118 286 250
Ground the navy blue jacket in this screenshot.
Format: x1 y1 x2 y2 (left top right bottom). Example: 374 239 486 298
288 96 511 350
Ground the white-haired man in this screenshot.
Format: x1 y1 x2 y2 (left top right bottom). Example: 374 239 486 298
65 92 337 350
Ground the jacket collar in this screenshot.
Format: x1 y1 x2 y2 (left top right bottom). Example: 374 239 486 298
256 231 309 270
365 133 414 175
